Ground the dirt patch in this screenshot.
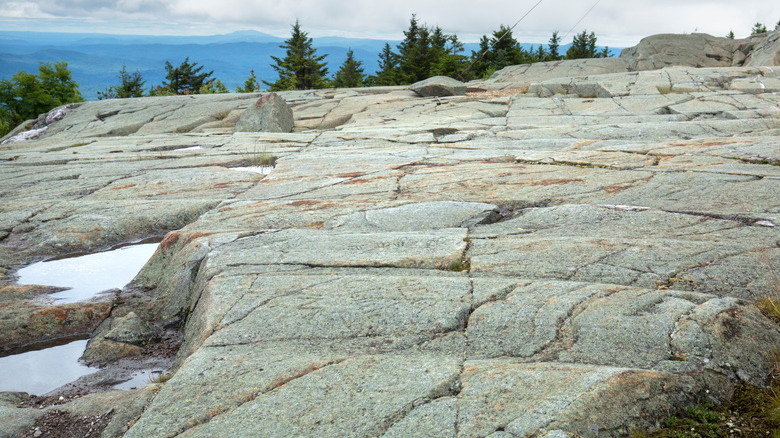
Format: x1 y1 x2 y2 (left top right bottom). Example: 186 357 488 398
20 409 112 438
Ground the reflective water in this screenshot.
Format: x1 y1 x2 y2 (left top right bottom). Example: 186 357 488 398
114 369 164 390
0 339 97 395
231 165 273 175
17 241 160 303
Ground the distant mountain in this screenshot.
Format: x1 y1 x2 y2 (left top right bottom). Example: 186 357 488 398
0 30 618 100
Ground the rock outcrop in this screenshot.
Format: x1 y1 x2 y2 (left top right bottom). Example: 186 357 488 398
234 92 294 133
619 30 780 70
1 33 780 438
410 75 467 97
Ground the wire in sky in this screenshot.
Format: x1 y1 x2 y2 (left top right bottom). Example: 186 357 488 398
561 0 602 41
458 0 545 80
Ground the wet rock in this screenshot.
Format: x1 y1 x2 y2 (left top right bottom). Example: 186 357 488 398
0 299 111 352
410 76 467 97
235 92 294 133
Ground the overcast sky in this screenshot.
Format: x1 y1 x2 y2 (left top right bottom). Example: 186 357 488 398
1 0 779 46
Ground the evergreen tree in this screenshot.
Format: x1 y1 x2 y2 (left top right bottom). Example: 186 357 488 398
429 26 467 77
97 65 146 100
532 45 548 63
264 20 329 91
236 70 260 93
160 57 213 94
548 31 561 60
468 25 529 78
0 61 83 136
397 15 432 83
751 22 768 35
368 43 400 86
565 30 601 59
333 49 365 88
726 30 735 39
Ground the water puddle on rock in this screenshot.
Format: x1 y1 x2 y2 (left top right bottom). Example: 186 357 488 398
231 165 273 175
113 369 164 390
17 239 161 303
0 338 98 395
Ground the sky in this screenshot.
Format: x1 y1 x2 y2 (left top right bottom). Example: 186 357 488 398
1 0 779 47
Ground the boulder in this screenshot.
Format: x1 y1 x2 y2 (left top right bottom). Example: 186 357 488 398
235 92 294 133
620 33 740 70
745 29 780 66
410 76 466 97
620 31 780 70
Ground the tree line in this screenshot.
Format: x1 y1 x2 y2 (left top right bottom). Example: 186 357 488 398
4 17 778 137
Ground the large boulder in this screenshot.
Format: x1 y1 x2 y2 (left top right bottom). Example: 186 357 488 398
410 76 467 97
620 33 741 70
235 92 294 133
620 30 780 70
745 29 780 66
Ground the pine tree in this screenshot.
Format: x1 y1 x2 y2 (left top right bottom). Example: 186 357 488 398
161 57 213 94
751 22 768 35
726 30 735 39
369 43 400 86
565 30 600 59
264 20 329 91
468 25 529 78
236 70 260 93
333 49 365 88
97 65 146 100
429 26 466 77
548 31 561 60
397 15 432 83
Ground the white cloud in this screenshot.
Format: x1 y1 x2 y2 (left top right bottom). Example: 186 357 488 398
1 0 778 46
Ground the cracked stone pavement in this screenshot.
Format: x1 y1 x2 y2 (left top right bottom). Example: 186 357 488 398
1 63 780 437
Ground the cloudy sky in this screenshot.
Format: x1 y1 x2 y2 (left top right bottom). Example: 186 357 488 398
1 0 779 46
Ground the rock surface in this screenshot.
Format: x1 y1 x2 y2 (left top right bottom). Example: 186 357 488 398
1 35 780 437
411 75 468 97
618 30 780 71
234 92 294 133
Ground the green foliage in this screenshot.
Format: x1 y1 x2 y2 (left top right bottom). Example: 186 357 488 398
236 70 260 93
0 61 83 137
97 65 146 100
752 22 768 35
333 49 365 88
199 79 229 94
726 30 735 39
468 25 531 79
366 15 465 85
264 20 329 91
160 57 214 95
565 30 606 59
366 43 400 86
148 85 176 96
548 31 562 60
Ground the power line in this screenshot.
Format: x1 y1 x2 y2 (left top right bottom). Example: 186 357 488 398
561 0 602 41
458 0 545 80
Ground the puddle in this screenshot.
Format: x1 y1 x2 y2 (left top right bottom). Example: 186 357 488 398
231 165 273 175
113 369 164 390
17 239 161 303
0 338 98 395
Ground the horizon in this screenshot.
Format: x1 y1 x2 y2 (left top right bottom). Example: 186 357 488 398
2 0 779 48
